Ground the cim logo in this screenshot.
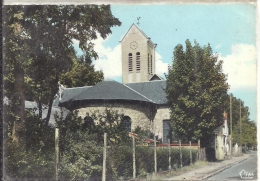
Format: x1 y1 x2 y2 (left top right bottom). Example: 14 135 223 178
239 169 254 179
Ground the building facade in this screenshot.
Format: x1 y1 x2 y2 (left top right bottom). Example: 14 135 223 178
59 24 171 143
121 24 156 84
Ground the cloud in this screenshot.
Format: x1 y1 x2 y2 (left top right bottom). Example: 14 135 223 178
73 34 122 79
219 44 256 92
155 52 168 78
91 35 122 79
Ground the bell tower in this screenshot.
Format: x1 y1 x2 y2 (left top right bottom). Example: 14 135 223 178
120 24 157 84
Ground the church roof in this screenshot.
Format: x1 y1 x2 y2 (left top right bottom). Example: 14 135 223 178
60 86 92 103
126 80 168 105
149 74 164 81
59 79 155 105
120 24 155 46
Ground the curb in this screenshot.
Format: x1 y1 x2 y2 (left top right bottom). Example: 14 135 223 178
201 154 252 180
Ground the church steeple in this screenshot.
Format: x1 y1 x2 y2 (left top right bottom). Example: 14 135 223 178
120 24 156 84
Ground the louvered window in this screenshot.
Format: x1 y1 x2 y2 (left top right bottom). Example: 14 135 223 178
136 52 140 71
150 55 153 74
128 53 133 72
148 53 150 73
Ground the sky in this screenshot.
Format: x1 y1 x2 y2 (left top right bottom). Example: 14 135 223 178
74 3 257 122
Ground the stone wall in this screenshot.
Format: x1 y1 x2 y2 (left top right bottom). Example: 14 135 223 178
153 106 171 142
76 101 171 141
77 101 152 131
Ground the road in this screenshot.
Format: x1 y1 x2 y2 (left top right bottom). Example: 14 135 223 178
208 151 257 180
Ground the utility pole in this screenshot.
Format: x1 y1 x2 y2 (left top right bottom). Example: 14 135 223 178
240 100 242 146
230 94 232 155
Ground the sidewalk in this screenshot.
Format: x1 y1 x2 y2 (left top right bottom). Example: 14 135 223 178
161 153 252 180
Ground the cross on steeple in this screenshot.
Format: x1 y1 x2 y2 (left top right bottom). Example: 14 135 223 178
137 17 141 26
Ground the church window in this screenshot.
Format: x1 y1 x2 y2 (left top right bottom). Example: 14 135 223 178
122 116 131 132
128 53 133 72
136 52 140 71
148 53 150 73
150 55 153 74
83 116 95 126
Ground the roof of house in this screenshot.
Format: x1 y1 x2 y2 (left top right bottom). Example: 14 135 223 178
126 80 167 105
24 100 70 126
60 79 155 105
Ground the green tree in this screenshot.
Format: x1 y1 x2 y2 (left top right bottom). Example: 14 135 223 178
59 55 104 87
3 5 121 142
223 94 250 130
223 94 257 148
166 40 229 147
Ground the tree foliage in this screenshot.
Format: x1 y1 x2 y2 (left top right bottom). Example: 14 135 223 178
223 94 257 148
57 109 133 180
3 5 121 142
166 40 229 147
59 55 104 87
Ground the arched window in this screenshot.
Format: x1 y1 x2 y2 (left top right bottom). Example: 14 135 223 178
147 53 150 73
122 116 131 132
128 53 133 72
150 55 153 74
83 116 95 127
136 52 140 71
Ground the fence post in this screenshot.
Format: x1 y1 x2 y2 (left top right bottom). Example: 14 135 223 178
198 139 200 162
168 139 171 170
102 133 107 181
55 127 59 181
189 141 192 165
179 140 182 168
133 136 136 179
154 136 157 173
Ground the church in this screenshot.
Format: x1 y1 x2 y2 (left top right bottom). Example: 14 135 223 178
58 24 171 143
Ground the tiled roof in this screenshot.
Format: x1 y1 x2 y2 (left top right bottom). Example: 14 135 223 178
25 100 70 126
126 80 167 105
60 86 92 103
60 79 155 104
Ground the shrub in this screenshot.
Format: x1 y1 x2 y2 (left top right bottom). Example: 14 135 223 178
4 112 55 179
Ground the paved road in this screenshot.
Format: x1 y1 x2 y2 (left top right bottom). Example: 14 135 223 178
208 151 257 180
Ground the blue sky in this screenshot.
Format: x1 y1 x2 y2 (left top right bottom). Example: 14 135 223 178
75 3 257 122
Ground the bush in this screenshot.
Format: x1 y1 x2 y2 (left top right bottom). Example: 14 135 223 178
104 145 198 180
4 112 55 179
59 130 103 181
107 146 133 180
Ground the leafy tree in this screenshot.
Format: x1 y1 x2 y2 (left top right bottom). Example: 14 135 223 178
59 55 104 87
223 94 250 130
3 5 121 142
223 94 257 148
166 40 229 147
232 120 257 148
